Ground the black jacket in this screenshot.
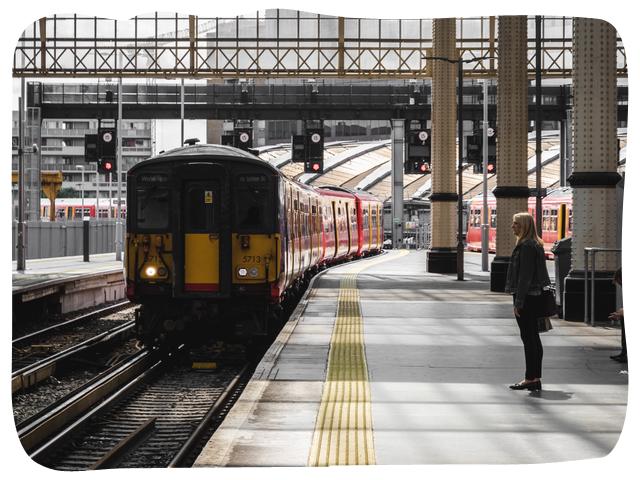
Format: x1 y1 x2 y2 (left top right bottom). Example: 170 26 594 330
505 239 551 309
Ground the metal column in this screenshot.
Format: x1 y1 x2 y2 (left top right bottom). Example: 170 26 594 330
490 15 529 291
535 16 543 237
115 78 123 262
481 79 489 272
426 18 458 274
16 86 26 271
181 78 185 145
564 18 620 321
391 119 404 249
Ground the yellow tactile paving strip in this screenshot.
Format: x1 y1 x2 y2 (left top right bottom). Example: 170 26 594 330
308 251 408 466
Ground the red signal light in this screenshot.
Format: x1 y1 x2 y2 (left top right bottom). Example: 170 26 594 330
487 163 495 172
312 162 320 172
420 163 428 172
104 161 113 171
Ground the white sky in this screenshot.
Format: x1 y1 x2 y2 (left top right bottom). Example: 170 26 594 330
2 2 640 480
155 119 207 152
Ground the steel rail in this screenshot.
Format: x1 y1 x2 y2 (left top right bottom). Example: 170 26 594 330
20 347 166 459
90 418 157 470
13 301 133 348
12 320 136 394
167 363 250 468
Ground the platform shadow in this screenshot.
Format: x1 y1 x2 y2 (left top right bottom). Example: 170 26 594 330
528 389 574 401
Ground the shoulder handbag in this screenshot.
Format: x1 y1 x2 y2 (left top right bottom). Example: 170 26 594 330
538 316 553 333
538 286 557 318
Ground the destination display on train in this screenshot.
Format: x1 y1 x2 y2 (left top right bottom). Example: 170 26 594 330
238 174 267 184
138 173 169 183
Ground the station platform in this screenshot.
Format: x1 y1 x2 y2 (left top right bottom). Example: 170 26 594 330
194 250 627 467
12 253 125 314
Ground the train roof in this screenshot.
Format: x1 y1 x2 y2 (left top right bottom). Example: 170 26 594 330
129 144 280 176
316 186 356 199
317 185 381 202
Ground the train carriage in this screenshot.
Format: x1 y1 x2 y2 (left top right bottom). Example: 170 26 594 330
466 187 573 258
125 143 383 346
317 187 357 262
40 198 127 220
318 186 383 258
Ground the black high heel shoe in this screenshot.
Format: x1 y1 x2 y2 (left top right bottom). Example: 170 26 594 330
509 380 542 391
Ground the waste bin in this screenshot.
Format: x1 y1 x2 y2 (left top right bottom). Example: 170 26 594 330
551 237 572 317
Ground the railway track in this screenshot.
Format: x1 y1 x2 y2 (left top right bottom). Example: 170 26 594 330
12 320 137 394
13 301 133 347
12 302 137 394
19 344 251 470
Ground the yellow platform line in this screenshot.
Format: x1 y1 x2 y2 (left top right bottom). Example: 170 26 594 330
308 251 408 466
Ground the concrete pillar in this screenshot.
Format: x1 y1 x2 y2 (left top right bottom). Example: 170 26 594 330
564 18 621 321
490 16 529 291
206 78 225 144
427 18 457 273
391 119 404 248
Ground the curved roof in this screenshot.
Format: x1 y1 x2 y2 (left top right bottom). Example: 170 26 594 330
256 130 627 202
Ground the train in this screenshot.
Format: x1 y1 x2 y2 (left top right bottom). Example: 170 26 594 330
40 198 127 220
124 143 384 347
466 187 573 258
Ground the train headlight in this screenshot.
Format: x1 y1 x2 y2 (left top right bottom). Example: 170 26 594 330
145 266 158 277
237 268 248 277
249 267 259 277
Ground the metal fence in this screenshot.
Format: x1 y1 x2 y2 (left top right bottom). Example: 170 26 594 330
402 222 431 250
583 247 622 326
12 220 122 260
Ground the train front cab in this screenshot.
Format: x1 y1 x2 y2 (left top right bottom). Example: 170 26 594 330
127 158 283 344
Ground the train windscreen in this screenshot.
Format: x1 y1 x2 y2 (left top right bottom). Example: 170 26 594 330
234 174 271 231
135 173 170 230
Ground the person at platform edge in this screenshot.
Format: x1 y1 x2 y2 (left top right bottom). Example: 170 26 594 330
505 212 551 391
608 268 626 363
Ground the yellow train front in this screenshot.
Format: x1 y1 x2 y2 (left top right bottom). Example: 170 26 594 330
125 144 291 346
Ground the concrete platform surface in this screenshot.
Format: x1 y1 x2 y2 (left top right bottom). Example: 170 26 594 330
195 250 627 466
12 253 124 294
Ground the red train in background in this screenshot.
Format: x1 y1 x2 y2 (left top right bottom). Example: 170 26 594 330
466 187 572 258
40 198 127 220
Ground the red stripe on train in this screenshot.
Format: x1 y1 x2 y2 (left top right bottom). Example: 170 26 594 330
185 283 219 292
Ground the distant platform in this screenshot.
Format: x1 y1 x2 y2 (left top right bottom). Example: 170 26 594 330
12 253 125 314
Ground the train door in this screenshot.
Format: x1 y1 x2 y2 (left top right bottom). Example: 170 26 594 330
181 178 229 295
308 197 314 266
298 192 304 276
286 184 294 282
367 204 372 251
331 201 339 258
345 203 352 256
314 198 321 263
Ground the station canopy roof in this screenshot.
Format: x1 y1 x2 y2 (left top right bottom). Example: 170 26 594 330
256 130 627 203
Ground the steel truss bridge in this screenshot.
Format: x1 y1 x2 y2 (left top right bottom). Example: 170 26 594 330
14 12 627 79
28 82 628 123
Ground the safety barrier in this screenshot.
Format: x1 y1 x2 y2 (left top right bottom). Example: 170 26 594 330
583 247 622 326
12 220 123 260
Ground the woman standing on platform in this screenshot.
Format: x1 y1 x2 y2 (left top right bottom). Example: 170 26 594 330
505 212 551 391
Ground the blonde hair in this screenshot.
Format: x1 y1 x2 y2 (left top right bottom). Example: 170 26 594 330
513 212 544 246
